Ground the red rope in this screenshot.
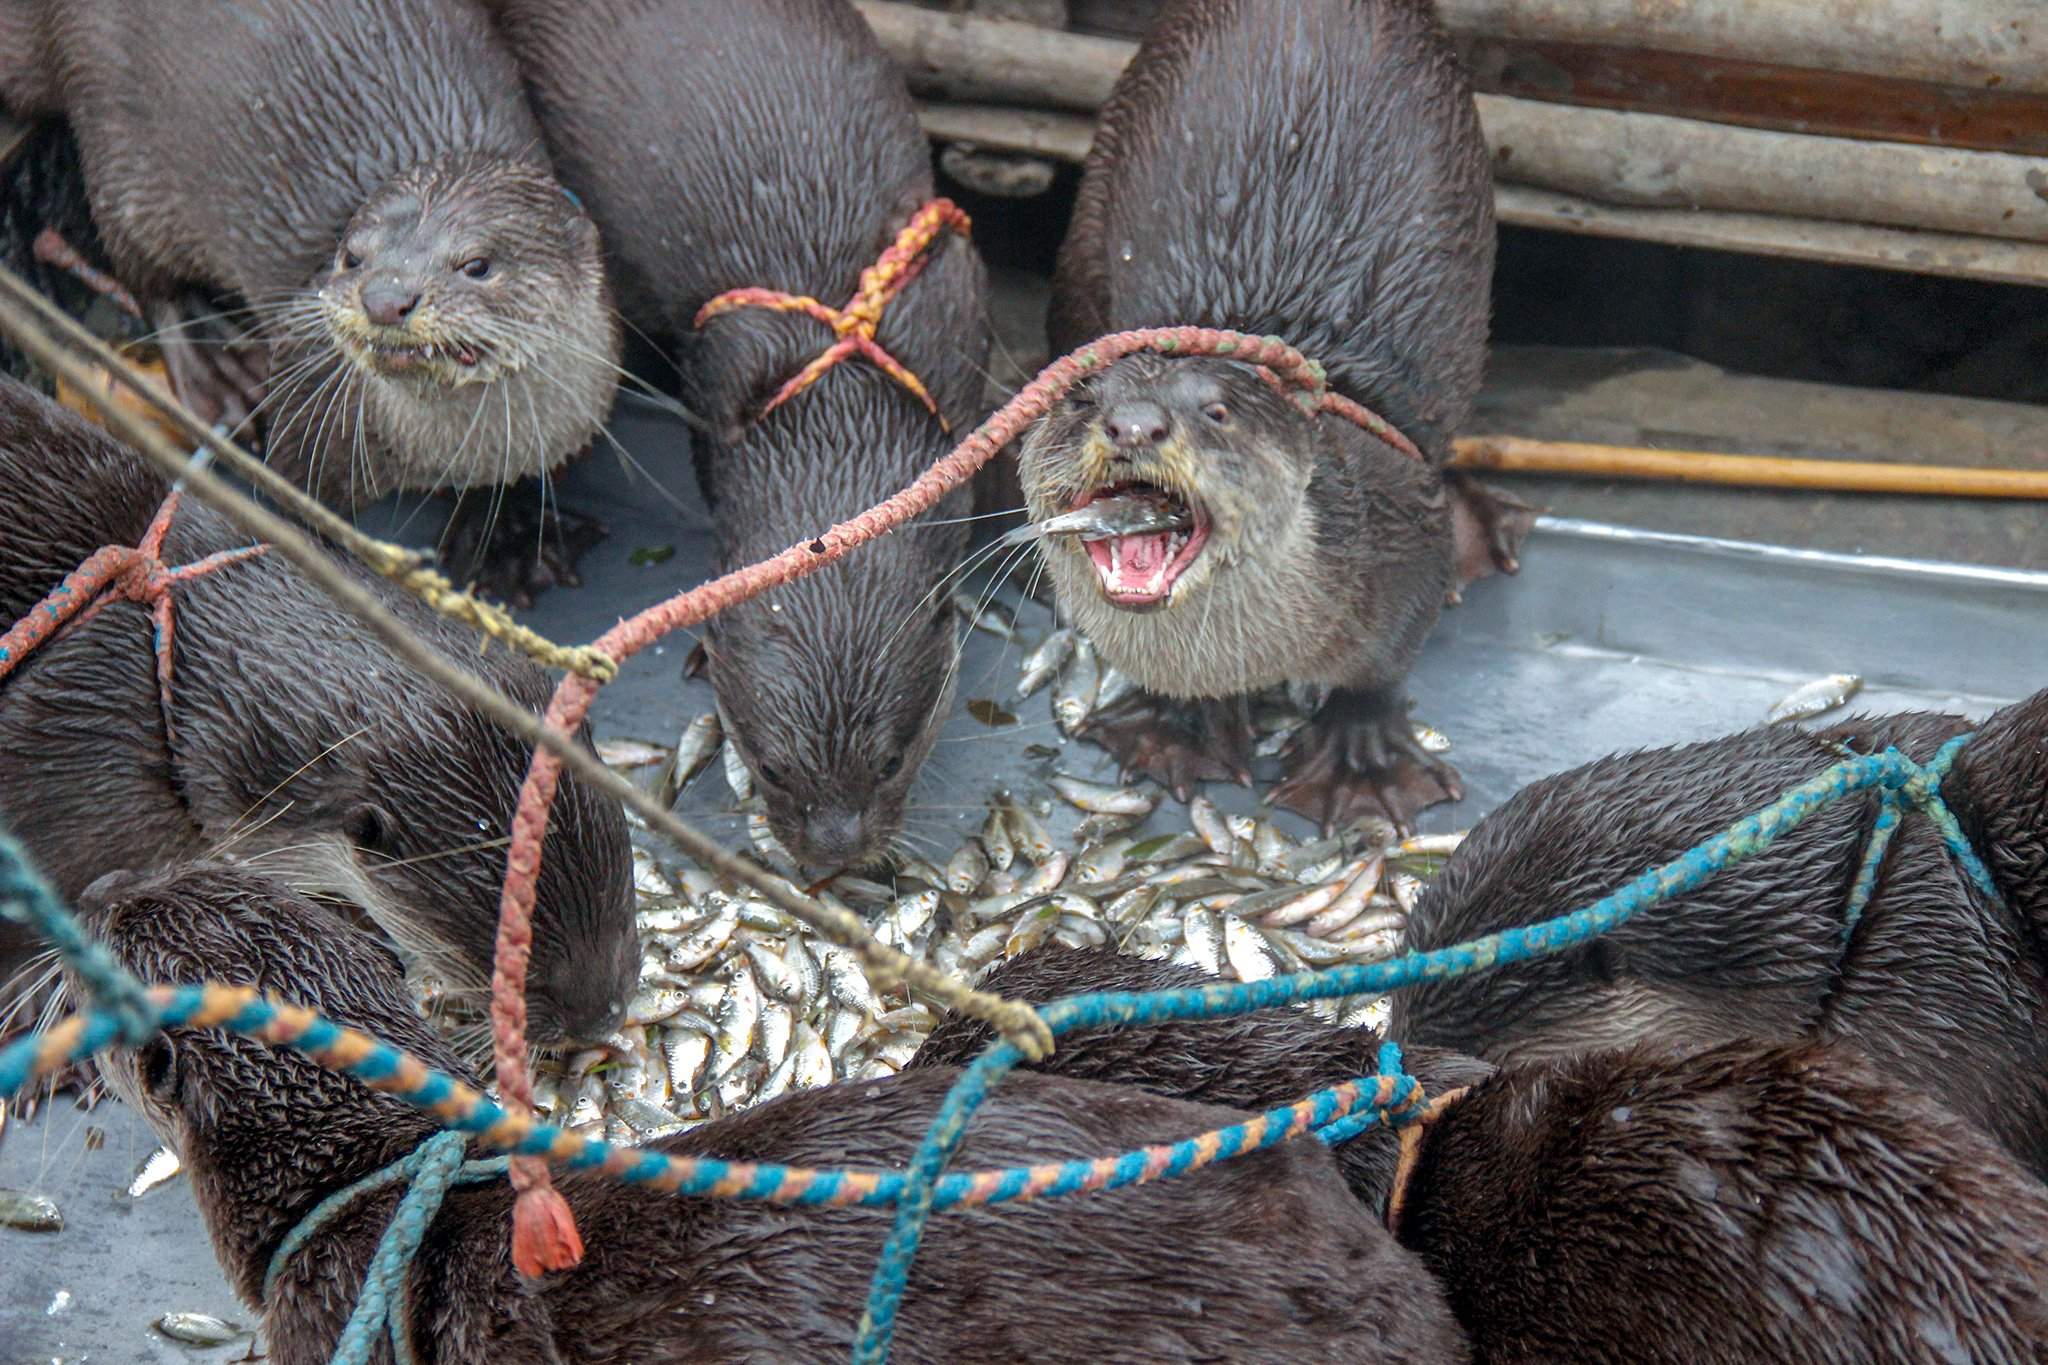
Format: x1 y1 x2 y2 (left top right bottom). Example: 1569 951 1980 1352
486 324 1419 1273
0 490 268 744
694 199 971 430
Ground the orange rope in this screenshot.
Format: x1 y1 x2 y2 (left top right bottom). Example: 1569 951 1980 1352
694 198 971 430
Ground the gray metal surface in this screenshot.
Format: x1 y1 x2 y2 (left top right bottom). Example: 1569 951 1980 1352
5 395 2044 1360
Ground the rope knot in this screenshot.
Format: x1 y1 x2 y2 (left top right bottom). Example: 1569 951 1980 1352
694 198 971 430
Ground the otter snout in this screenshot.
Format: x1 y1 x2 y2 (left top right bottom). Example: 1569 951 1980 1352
786 804 874 872
1104 399 1170 450
359 276 423 327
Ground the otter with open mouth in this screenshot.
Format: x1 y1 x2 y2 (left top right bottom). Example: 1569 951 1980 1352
0 0 622 604
1020 0 1533 830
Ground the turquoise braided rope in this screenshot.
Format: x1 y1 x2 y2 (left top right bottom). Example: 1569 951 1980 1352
1844 736 1999 936
264 1132 511 1365
0 830 155 1043
847 740 2007 1363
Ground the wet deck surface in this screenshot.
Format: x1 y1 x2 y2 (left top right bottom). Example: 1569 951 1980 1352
7 380 2045 1360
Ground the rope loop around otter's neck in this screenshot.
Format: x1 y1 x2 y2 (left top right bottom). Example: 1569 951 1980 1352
694 198 973 430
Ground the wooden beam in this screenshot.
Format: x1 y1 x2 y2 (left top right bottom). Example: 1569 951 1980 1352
1436 0 2044 99
854 0 1124 111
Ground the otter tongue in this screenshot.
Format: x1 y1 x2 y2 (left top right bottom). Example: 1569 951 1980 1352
1091 531 1178 596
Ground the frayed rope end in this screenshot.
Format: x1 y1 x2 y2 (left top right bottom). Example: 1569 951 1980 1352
511 1166 585 1278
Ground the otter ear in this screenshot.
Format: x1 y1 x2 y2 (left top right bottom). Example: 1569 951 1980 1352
137 1036 181 1106
342 802 395 854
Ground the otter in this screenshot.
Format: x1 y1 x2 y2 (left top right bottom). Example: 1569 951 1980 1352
486 0 992 871
78 862 1470 1364
1391 687 2048 1179
919 947 2048 1363
1018 0 1531 831
0 379 637 1046
0 0 622 602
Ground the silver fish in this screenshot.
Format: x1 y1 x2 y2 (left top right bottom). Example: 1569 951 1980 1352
753 1045 801 1105
793 1023 835 1091
631 846 673 897
1388 871 1424 916
875 1004 938 1034
1072 809 1145 843
615 1098 688 1138
126 1146 182 1200
1178 908 1224 975
663 1029 711 1097
1222 915 1285 982
627 984 692 1027
154 1313 245 1346
1094 666 1141 712
756 999 795 1072
885 891 940 948
1016 627 1079 699
1074 836 1131 886
1015 850 1071 896
667 899 741 972
722 742 754 802
1411 723 1452 755
1396 833 1466 857
1006 904 1062 958
980 807 1017 871
1031 492 1194 542
1188 797 1233 856
946 840 991 895
748 809 793 864
598 737 669 769
817 940 882 1018
743 940 806 1005
952 592 1021 642
1246 880 1343 928
1004 801 1058 863
0 1189 60 1231
1050 774 1155 817
1768 672 1864 724
713 967 761 1078
659 711 724 806
1053 639 1101 734
825 1003 867 1059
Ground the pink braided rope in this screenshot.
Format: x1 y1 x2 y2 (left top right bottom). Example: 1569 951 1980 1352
490 325 1419 1271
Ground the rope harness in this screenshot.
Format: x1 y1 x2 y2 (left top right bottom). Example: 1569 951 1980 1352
0 732 2007 1365
0 488 267 743
695 198 971 429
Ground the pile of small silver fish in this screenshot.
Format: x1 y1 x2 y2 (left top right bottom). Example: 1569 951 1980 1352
514 613 1466 1148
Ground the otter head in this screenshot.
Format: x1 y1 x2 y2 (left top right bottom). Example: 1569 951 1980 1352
704 529 961 873
214 653 640 1049
1018 354 1326 695
314 153 621 492
73 863 464 1303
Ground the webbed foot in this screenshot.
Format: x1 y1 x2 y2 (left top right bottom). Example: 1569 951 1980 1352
150 298 269 435
442 477 608 609
1271 688 1462 834
1080 690 1255 801
1444 469 1538 597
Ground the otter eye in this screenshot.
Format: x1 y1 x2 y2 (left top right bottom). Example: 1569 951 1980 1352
341 250 361 271
1203 402 1230 424
459 257 492 279
879 754 904 781
139 1038 177 1102
755 762 784 789
343 802 392 853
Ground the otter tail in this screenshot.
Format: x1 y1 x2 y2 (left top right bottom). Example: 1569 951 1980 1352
0 118 126 389
1949 687 2048 946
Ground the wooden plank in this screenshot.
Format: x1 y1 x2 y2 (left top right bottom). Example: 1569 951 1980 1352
1437 0 2044 98
913 102 2048 286
1449 435 2048 498
1457 38 2048 155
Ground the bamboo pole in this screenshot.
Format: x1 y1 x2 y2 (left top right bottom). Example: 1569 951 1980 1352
1450 435 2048 499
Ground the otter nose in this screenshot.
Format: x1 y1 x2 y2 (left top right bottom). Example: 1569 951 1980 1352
1103 400 1170 450
799 807 867 870
360 279 422 327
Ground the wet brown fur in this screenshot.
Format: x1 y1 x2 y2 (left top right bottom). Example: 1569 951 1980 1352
1393 690 2048 1180
0 0 618 507
922 947 2048 1363
1017 0 1512 828
81 864 1470 1364
486 0 993 871
0 379 635 1042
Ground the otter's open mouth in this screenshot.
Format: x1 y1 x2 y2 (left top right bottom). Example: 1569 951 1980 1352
367 340 481 374
1074 482 1210 609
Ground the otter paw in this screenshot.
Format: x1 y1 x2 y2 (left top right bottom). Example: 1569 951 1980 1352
1445 469 1539 590
1271 702 1463 834
1080 691 1255 801
152 300 270 435
443 482 608 610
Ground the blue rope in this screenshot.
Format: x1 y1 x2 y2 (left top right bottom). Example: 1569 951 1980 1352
1844 735 2000 938
263 1130 509 1365
847 740 2007 1363
0 830 155 1044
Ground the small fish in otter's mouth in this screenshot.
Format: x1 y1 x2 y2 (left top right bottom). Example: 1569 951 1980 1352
1050 485 1210 609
